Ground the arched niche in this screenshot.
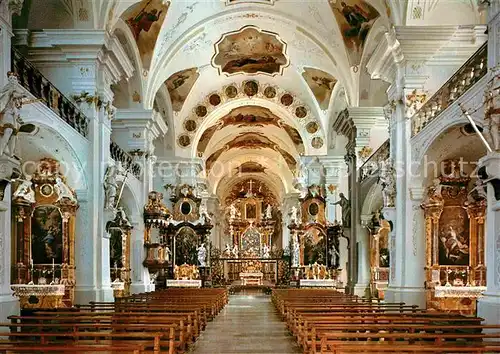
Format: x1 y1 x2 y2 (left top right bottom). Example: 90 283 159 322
11 158 78 306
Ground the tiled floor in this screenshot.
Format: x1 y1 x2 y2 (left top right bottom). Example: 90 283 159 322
189 294 301 354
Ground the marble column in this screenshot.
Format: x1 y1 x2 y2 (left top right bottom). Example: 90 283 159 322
476 153 500 324
0 184 18 321
356 214 372 297
0 0 23 87
129 217 152 294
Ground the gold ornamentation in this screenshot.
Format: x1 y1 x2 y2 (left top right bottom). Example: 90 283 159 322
174 264 199 280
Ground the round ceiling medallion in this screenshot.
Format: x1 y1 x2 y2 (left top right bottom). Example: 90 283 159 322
306 121 319 134
243 81 259 96
184 120 197 132
209 94 221 106
264 86 276 98
195 105 207 117
225 85 238 98
295 106 307 118
280 94 293 106
178 135 191 148
311 137 324 149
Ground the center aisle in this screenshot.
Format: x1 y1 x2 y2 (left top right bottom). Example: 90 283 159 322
189 294 301 354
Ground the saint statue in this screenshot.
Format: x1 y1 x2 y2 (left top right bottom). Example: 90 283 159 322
379 159 396 208
329 245 340 269
292 237 300 267
104 165 119 209
199 202 212 224
224 243 232 257
229 203 237 220
13 176 35 203
468 179 488 204
165 246 171 262
265 204 272 219
484 71 500 151
116 206 132 228
262 244 270 258
197 243 207 267
0 73 26 157
54 177 76 202
333 193 351 228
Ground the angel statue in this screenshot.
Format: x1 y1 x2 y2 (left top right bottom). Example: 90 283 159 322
232 244 239 259
292 236 300 267
333 193 351 228
54 177 76 202
262 244 270 258
13 176 35 203
199 202 212 224
0 72 26 157
197 243 207 267
224 243 232 257
103 165 119 210
229 203 237 220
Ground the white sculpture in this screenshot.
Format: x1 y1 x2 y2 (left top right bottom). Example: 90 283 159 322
484 70 500 151
265 204 272 219
262 244 270 258
13 176 35 203
197 243 207 267
199 202 212 224
232 244 239 259
116 206 132 228
165 246 172 262
229 203 237 220
290 206 299 224
0 73 26 157
54 177 76 202
379 159 396 208
224 243 232 257
329 245 340 267
292 237 300 267
104 165 119 209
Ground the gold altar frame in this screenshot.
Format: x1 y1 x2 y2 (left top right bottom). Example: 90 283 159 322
422 161 486 314
12 158 78 306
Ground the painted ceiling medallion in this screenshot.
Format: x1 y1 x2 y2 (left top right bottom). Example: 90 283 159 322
165 68 199 112
212 26 289 76
302 67 337 110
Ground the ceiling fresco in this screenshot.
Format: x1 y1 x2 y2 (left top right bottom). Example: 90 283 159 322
121 0 170 69
205 132 297 171
196 106 304 155
302 67 338 110
165 68 200 112
328 0 380 67
212 26 289 75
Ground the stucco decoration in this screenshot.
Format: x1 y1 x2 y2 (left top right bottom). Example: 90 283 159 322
212 26 289 76
302 67 337 110
165 68 200 112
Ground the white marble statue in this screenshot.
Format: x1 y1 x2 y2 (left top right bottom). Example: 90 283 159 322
13 176 35 203
265 204 272 219
165 246 172 262
104 165 119 209
0 73 26 157
199 202 212 224
290 206 299 224
116 206 132 228
484 70 500 151
54 177 76 202
262 244 270 258
197 243 207 267
229 203 237 220
379 159 396 208
224 243 232 257
232 244 239 259
292 237 300 267
329 245 340 267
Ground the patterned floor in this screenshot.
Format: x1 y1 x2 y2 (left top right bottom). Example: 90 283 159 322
189 294 301 354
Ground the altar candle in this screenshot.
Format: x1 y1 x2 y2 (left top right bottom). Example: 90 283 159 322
52 258 55 268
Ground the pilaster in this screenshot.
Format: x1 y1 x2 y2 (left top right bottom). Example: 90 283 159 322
355 214 372 297
129 215 151 294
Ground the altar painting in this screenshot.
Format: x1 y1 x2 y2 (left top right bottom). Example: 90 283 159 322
175 226 197 265
31 206 63 264
438 207 470 266
241 227 261 257
303 227 326 265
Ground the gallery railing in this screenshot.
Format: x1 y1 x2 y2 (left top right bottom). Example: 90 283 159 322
359 139 390 182
110 141 142 178
411 42 488 137
11 47 89 138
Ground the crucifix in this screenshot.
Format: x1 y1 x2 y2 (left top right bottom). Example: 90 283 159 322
248 179 254 193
